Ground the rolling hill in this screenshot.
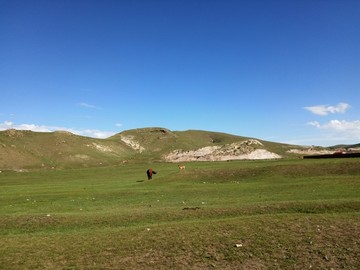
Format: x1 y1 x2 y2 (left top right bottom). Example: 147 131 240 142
0 127 330 170
0 129 132 170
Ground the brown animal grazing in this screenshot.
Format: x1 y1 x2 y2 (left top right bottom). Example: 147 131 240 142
178 165 186 170
146 168 157 180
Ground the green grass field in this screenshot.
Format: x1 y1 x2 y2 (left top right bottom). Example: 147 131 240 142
1 159 359 269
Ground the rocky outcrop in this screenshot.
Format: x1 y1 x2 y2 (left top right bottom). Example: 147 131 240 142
163 139 281 162
120 135 145 153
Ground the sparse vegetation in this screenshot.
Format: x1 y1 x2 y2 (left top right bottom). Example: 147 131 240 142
0 159 359 269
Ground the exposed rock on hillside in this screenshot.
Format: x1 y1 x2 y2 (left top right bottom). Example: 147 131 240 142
4 129 31 137
287 148 334 155
87 142 114 153
120 135 145 153
164 139 281 162
116 128 177 153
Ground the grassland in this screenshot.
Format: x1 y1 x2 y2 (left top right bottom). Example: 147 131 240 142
0 158 359 269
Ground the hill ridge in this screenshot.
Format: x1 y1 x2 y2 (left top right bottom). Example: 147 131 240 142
1 127 357 170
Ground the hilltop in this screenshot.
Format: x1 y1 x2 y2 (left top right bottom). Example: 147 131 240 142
0 127 346 170
0 129 132 170
110 128 287 162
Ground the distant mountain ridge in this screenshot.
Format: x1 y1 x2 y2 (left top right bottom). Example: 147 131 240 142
0 127 356 171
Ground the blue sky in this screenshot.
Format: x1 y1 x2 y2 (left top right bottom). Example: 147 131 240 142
1 0 359 146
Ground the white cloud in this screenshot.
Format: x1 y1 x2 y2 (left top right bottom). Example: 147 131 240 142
18 124 52 132
1 121 13 128
78 102 100 109
0 121 116 139
304 102 350 116
307 119 360 132
115 123 123 127
76 129 116 138
307 121 321 128
306 119 360 143
322 119 360 132
0 121 50 132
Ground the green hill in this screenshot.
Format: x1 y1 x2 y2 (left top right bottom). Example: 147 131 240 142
0 129 132 170
0 127 305 170
109 128 249 155
108 127 299 162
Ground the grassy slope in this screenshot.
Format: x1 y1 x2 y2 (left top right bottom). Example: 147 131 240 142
0 158 359 269
0 130 133 170
110 128 299 161
0 128 305 170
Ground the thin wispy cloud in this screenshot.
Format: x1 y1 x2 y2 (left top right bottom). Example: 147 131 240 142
302 102 360 145
284 119 360 146
308 119 360 132
0 121 116 139
307 119 360 142
304 102 350 116
78 102 101 109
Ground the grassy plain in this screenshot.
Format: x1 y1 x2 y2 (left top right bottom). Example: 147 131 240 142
0 159 359 269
